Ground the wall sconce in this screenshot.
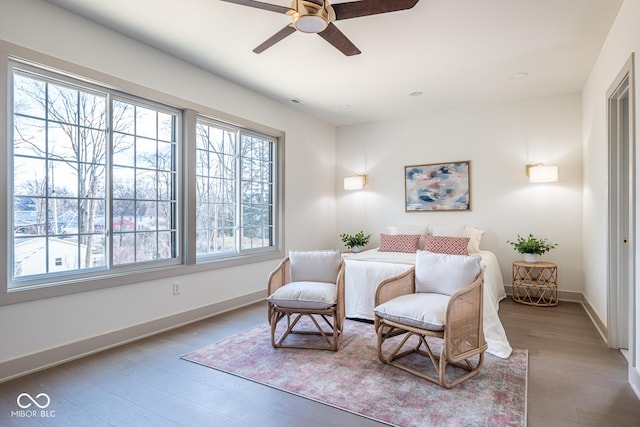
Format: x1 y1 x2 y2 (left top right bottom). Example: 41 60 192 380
526 163 558 183
344 174 368 190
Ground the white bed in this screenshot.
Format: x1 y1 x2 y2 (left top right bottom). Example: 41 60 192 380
342 249 513 359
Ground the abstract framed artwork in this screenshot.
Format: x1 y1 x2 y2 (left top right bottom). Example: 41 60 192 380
405 161 471 211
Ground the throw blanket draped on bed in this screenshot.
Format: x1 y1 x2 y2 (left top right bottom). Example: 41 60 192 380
343 249 513 359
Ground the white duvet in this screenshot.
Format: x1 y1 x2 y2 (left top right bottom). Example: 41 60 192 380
342 249 513 359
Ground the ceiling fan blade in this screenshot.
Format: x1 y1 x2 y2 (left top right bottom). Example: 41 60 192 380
332 0 419 20
318 23 361 56
253 25 297 53
219 0 291 14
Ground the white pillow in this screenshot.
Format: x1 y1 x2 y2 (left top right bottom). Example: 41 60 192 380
375 293 450 331
464 227 485 253
268 281 336 309
430 224 465 237
415 250 482 296
289 250 342 283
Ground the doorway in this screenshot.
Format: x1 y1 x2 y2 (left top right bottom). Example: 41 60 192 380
607 54 635 355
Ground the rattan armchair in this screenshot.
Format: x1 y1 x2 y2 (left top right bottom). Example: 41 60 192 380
374 251 487 388
267 250 345 351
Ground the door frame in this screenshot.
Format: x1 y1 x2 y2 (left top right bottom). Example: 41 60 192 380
607 53 638 393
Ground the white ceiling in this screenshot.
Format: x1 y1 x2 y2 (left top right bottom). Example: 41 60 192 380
45 0 622 126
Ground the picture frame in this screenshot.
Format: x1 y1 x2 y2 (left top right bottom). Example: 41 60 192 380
405 161 471 211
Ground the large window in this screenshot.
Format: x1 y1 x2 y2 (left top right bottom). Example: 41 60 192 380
195 118 275 258
4 56 282 301
10 64 179 287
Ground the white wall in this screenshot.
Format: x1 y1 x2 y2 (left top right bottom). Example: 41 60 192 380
0 0 337 366
582 0 640 390
336 94 584 292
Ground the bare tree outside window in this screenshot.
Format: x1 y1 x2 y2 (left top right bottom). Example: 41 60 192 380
8 60 277 295
195 119 275 258
111 101 177 265
11 68 178 282
13 73 108 277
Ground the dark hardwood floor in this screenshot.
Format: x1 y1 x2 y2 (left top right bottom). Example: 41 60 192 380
499 299 640 426
1 299 639 426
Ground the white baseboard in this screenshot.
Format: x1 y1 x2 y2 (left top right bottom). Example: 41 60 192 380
0 290 266 383
630 367 640 400
580 294 608 345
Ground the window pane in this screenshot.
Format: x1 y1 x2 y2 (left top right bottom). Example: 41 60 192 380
158 112 174 142
111 98 177 266
113 166 135 191
79 199 105 233
157 202 173 230
50 160 78 197
113 232 135 264
14 197 45 235
12 71 108 282
79 163 106 199
14 157 47 198
196 120 238 257
14 237 48 277
14 115 46 156
240 134 274 251
48 122 77 159
158 172 174 201
113 200 135 230
196 118 276 259
113 100 134 134
136 106 157 139
79 91 106 129
158 141 173 171
136 137 157 169
48 84 78 125
136 232 156 262
113 134 135 167
14 74 46 118
158 231 174 260
136 169 157 199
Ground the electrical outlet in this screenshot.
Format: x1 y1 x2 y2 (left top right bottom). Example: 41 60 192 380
172 282 180 295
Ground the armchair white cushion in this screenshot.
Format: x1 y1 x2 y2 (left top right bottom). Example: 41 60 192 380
415 250 482 295
289 250 342 283
374 293 450 331
267 281 337 309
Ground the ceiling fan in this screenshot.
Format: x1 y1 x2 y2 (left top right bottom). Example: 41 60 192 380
219 0 420 56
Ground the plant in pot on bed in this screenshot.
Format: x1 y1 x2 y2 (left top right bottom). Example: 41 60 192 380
340 231 371 253
507 233 558 263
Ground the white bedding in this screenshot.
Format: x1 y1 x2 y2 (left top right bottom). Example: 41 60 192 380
343 249 512 359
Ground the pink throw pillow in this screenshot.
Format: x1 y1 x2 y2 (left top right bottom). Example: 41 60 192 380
423 235 470 255
379 234 420 253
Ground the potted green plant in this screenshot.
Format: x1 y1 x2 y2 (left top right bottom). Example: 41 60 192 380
507 233 558 262
340 230 371 253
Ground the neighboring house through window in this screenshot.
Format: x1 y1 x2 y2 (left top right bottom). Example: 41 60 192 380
4 56 281 301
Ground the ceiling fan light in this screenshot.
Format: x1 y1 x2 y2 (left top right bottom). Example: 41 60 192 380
293 15 328 33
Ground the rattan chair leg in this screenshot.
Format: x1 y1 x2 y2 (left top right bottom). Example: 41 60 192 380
270 309 341 351
377 320 486 388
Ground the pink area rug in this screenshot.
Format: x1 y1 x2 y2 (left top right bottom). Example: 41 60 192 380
182 319 527 427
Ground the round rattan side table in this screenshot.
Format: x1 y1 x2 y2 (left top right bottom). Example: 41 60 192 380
512 261 558 307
